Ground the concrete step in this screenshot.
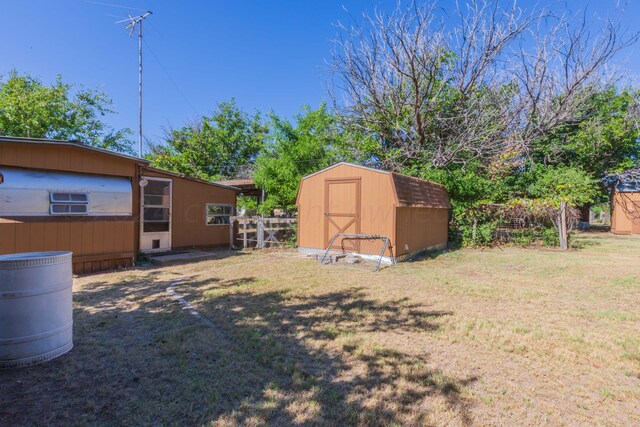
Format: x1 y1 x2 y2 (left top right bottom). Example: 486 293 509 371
149 250 228 266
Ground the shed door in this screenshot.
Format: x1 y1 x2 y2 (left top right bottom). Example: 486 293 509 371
324 178 361 248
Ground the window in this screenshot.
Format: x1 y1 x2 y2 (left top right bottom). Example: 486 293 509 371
50 193 89 203
49 192 89 215
207 204 233 225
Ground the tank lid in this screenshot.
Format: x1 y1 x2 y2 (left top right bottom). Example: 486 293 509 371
0 251 72 268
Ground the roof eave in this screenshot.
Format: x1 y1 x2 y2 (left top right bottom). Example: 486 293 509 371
141 165 242 191
0 135 149 164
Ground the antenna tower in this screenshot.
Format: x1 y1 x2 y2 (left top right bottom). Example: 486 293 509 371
117 11 152 157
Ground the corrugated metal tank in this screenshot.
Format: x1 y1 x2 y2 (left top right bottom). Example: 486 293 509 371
0 251 73 368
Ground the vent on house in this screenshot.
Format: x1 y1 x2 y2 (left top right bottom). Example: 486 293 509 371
50 193 89 203
49 192 89 215
50 204 89 215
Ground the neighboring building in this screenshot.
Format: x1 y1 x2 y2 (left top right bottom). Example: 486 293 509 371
216 178 263 215
296 162 450 261
611 169 640 235
0 136 239 274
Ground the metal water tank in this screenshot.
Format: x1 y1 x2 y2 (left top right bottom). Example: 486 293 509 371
0 251 73 368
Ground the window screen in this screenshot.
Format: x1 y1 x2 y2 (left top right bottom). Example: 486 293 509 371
206 204 233 225
142 179 171 233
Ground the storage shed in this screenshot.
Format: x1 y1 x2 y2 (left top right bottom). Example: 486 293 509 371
296 162 450 260
611 169 640 235
0 136 239 273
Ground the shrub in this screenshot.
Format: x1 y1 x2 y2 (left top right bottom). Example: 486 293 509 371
543 227 560 246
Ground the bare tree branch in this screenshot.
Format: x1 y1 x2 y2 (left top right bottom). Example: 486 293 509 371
329 0 638 171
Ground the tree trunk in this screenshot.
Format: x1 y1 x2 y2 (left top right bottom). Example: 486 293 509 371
558 202 568 250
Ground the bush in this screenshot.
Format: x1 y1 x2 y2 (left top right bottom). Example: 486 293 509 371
286 223 298 248
458 219 500 247
542 227 560 246
511 230 535 246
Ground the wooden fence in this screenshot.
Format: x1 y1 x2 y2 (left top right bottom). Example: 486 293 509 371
230 216 297 249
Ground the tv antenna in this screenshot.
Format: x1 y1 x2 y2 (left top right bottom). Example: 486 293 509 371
117 11 152 157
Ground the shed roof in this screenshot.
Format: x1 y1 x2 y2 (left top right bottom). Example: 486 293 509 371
612 168 640 193
300 162 450 209
391 172 450 209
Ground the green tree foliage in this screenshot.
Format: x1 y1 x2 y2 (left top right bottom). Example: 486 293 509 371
532 87 640 187
253 104 346 212
0 71 133 153
530 165 598 207
149 99 267 180
419 164 509 246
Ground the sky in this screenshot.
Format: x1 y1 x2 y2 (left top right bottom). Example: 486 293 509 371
1 0 639 152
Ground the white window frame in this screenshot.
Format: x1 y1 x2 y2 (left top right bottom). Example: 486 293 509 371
206 203 234 226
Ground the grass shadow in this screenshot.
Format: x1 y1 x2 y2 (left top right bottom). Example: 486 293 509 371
0 270 474 426
191 285 474 425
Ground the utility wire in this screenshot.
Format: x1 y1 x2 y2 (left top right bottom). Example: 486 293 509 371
142 37 199 115
147 20 166 39
85 0 147 12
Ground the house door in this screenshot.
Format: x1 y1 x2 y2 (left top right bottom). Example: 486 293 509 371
140 177 172 252
324 178 361 248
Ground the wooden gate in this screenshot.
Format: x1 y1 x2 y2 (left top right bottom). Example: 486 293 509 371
324 178 361 248
231 217 297 249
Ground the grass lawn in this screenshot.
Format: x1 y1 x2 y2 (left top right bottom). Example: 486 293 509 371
1 232 639 426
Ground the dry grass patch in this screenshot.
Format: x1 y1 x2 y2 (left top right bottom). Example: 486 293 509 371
1 235 640 426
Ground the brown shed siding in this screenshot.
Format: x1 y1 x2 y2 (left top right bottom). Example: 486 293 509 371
142 168 237 249
0 140 140 273
611 191 640 235
395 207 449 256
297 164 396 251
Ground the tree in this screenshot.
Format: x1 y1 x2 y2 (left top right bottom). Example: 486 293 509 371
149 100 267 181
330 1 537 170
329 1 638 247
253 104 346 212
330 1 637 172
0 70 133 153
531 165 598 249
531 87 640 183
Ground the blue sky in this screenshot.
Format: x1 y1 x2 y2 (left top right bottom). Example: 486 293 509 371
1 1 639 149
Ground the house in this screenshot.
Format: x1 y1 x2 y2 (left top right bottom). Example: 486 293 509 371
296 162 450 261
0 136 239 273
611 169 640 235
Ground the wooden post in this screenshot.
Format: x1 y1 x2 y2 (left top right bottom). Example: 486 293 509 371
559 202 568 250
229 219 234 249
257 218 264 249
243 219 248 249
